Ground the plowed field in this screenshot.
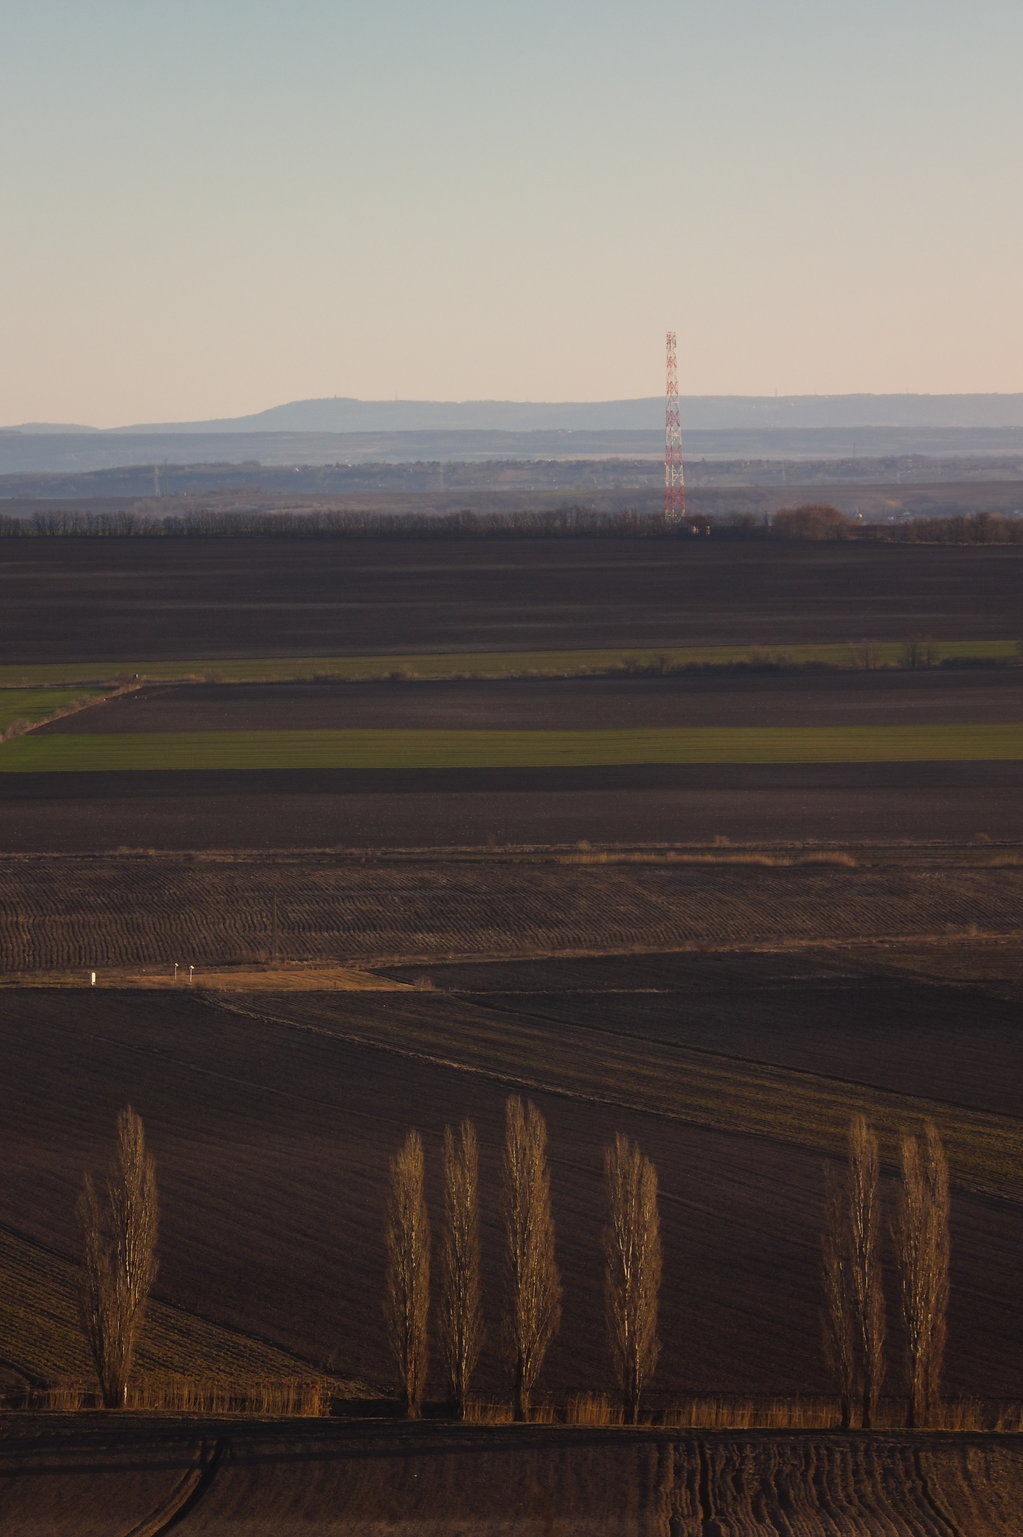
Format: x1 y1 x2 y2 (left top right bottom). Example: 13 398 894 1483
0 1226 317 1387
1 951 1021 1402
5 670 1020 848
5 771 1023 849
3 1424 1022 1537
384 948 1023 1118
2 855 1022 971
4 538 1022 664
37 672 1023 733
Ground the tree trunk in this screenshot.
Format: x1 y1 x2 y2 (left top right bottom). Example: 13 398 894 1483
513 1361 527 1423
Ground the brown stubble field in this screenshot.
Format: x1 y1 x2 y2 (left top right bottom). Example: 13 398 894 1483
2 853 1023 969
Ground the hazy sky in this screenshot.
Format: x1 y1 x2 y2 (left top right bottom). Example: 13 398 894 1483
3 0 1020 425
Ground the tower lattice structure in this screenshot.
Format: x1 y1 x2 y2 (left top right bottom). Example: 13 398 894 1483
663 330 686 525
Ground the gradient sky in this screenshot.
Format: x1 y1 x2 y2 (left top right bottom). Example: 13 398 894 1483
2 0 1020 425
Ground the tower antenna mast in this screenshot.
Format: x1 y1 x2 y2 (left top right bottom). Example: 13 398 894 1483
663 331 686 525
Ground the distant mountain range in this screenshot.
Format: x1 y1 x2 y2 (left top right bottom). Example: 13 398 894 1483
7 393 1023 436
4 427 1023 481
3 396 1023 480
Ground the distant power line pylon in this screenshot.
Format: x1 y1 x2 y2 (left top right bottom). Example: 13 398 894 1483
664 331 686 525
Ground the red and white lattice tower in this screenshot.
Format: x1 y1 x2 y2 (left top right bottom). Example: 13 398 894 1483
663 330 686 525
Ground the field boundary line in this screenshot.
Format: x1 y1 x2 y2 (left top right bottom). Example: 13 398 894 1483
457 990 1023 1128
208 995 1023 1202
0 681 139 744
0 637 1017 687
0 839 1018 866
0 1216 339 1388
354 929 1023 971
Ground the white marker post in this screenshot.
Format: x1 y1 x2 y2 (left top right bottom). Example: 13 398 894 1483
89 971 96 987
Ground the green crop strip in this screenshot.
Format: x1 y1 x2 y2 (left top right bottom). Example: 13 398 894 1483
0 639 1015 687
2 724 1021 772
0 688 106 731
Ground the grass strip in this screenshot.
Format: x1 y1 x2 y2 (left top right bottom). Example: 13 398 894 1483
0 688 106 731
0 639 1016 687
2 724 1022 772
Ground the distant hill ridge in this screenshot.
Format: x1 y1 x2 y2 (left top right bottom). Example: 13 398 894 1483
7 393 1023 435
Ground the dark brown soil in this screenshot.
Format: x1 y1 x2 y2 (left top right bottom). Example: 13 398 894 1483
383 950 1023 1119
0 1429 210 1535
11 543 1023 856
1 979 1022 1404
1 1421 1020 1535
4 538 1022 663
2 1421 1021 1536
3 771 1023 851
40 670 1023 733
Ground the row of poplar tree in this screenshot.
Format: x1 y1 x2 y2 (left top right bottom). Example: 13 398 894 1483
74 1102 950 1425
384 1102 953 1428
822 1114 951 1430
72 1097 660 1421
385 1095 660 1423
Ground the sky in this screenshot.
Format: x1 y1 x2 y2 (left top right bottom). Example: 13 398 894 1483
2 0 1021 426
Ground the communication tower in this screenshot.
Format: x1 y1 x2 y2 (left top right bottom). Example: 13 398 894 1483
663 330 686 524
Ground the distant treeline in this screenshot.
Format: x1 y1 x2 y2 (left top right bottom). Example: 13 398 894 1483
879 511 1023 544
0 506 718 538
772 506 1023 543
0 504 1021 542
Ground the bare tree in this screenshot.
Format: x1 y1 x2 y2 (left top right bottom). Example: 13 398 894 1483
847 1116 887 1429
76 1106 159 1409
503 1096 561 1422
895 1121 950 1428
384 1129 431 1417
604 1133 661 1423
440 1119 483 1419
821 1165 858 1429
821 1116 886 1428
